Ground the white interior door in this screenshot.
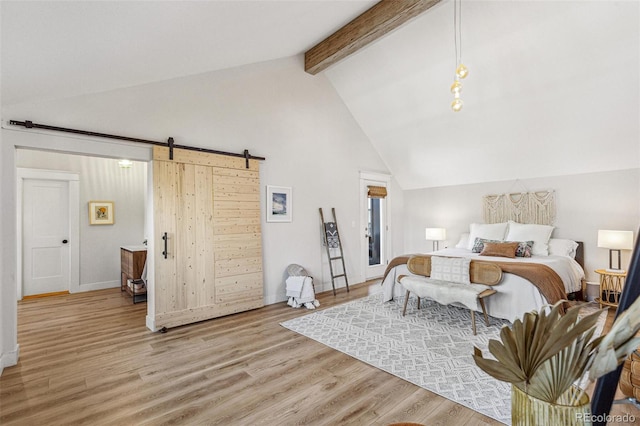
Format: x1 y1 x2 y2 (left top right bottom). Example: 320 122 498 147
23 179 71 296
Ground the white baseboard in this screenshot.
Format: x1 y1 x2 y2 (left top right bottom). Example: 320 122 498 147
146 315 158 332
74 280 119 293
264 293 286 306
264 280 353 306
0 344 20 376
265 282 349 305
318 282 332 293
318 281 349 293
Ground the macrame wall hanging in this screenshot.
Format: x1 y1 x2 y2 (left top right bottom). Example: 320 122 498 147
483 190 556 225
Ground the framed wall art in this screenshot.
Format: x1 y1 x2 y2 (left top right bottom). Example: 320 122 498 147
89 200 114 225
266 186 292 223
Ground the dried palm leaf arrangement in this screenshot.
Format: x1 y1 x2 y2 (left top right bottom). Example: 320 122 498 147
473 297 640 406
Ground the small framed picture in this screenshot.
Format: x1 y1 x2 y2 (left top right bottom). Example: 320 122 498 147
89 200 115 225
266 186 292 223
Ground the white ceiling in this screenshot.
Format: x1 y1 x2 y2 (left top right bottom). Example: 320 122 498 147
326 0 639 189
2 1 638 189
1 0 376 105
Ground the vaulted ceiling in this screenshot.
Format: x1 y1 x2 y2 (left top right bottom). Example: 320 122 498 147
2 1 638 189
1 0 377 105
324 0 639 189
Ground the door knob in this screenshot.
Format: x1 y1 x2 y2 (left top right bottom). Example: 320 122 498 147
62 239 68 244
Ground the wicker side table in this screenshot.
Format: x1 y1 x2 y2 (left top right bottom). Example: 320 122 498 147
594 269 626 308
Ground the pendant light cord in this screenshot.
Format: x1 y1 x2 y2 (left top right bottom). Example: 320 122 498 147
454 0 462 72
450 0 466 111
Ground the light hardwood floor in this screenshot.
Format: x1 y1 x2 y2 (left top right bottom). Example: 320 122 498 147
1 284 638 425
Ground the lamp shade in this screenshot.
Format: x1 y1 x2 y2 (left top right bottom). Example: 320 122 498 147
425 228 446 241
597 230 634 250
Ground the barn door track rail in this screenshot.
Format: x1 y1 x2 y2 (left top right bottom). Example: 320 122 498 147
8 119 265 168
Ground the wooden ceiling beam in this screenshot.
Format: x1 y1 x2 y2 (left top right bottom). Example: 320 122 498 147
304 0 443 75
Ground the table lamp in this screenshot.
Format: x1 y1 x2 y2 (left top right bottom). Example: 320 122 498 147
597 229 634 272
425 228 446 251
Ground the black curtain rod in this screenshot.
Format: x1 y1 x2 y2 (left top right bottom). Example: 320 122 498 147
8 120 266 166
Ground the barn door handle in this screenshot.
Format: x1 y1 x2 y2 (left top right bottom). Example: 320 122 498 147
62 239 68 244
162 232 168 259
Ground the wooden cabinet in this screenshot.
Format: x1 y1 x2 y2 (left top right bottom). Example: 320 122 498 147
121 245 147 303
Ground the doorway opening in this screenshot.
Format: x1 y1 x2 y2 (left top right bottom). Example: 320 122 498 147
16 148 148 300
368 197 383 266
360 172 391 280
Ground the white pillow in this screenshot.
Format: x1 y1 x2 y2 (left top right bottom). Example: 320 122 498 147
466 222 508 250
505 221 554 256
430 256 471 284
548 238 579 258
455 233 470 249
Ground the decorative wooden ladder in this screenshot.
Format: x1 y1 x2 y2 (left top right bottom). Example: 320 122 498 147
319 208 349 295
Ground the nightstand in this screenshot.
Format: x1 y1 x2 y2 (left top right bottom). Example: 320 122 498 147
594 269 626 308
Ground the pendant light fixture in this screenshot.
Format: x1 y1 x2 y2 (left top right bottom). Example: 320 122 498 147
451 0 468 112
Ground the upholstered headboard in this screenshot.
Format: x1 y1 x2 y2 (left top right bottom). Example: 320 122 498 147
575 241 584 270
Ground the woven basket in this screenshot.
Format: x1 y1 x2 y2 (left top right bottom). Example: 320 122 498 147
619 349 640 401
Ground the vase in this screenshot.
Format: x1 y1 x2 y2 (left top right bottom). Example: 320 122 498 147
511 384 591 426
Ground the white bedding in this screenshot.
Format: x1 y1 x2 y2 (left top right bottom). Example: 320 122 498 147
381 248 585 322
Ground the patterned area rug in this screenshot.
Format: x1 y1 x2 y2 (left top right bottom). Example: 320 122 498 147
280 293 605 425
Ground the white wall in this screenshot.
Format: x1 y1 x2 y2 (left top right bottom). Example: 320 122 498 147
0 125 4 375
0 5 16 374
403 168 640 283
389 177 405 258
1 56 392 314
16 150 146 291
0 36 6 372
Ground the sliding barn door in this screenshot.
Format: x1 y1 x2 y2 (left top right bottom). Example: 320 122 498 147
153 146 263 329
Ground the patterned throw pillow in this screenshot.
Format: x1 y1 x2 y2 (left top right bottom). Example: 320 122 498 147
472 237 500 253
513 241 534 258
430 256 471 284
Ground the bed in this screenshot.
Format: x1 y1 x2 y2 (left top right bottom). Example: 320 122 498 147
380 226 585 322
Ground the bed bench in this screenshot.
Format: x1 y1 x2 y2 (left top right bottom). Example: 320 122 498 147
397 255 503 335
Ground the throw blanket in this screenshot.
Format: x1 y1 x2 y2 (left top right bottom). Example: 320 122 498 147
491 261 567 310
382 255 412 280
286 276 319 310
382 255 567 311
